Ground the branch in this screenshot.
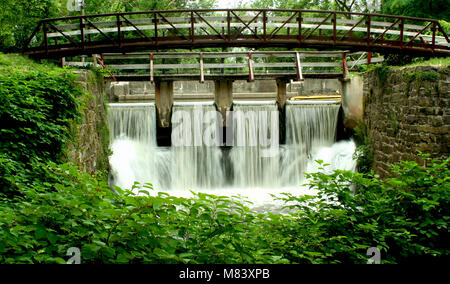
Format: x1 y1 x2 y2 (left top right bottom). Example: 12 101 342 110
335 0 351 12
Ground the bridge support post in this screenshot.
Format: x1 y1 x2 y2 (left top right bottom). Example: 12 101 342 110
155 80 174 128
214 80 233 126
276 79 289 145
276 79 289 111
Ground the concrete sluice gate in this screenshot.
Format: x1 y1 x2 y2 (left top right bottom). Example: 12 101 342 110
107 97 357 211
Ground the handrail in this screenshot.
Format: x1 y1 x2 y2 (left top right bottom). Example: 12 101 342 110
64 51 383 82
23 9 450 58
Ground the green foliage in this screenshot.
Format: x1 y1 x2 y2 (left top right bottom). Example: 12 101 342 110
352 121 373 174
0 0 58 52
375 64 390 83
384 53 415 66
0 154 448 264
0 163 260 264
280 155 449 263
0 53 83 195
381 0 450 21
403 69 441 96
405 70 440 83
398 56 450 68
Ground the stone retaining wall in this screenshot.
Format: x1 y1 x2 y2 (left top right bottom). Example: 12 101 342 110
66 71 109 175
363 65 449 177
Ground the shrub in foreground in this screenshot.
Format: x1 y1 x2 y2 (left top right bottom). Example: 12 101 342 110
0 155 448 264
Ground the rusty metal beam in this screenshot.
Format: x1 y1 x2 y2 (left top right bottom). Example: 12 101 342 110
22 9 450 59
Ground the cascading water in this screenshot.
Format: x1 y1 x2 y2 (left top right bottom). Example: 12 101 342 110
108 99 357 209
170 102 226 190
108 103 171 190
108 103 156 144
281 100 341 186
229 101 280 189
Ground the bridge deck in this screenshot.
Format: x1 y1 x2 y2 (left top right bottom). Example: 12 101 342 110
23 9 449 58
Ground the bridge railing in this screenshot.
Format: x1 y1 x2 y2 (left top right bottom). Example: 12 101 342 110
24 9 449 57
63 51 383 82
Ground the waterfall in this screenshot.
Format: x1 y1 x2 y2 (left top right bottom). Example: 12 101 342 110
108 103 171 190
229 101 280 188
171 102 225 190
281 100 341 186
107 100 356 200
108 103 156 145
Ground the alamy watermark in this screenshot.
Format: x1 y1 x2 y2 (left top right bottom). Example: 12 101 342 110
367 247 381 264
66 0 83 12
171 108 279 157
66 247 81 264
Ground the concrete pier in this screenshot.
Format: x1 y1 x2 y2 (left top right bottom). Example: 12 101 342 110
276 79 288 111
214 80 234 126
155 81 174 128
341 75 364 129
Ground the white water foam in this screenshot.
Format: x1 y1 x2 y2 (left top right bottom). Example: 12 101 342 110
108 101 357 211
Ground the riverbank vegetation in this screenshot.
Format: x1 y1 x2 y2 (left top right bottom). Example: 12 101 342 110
1 1 449 264
1 52 449 263
0 154 448 264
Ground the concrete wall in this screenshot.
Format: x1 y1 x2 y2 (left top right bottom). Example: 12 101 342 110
106 79 344 101
342 75 364 129
288 78 342 96
363 65 449 177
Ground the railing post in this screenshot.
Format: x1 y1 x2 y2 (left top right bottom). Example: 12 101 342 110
199 52 204 83
80 17 85 50
366 15 371 46
399 18 404 48
263 10 267 42
150 53 154 84
191 11 195 44
153 12 158 46
248 52 254 82
333 12 337 44
342 52 349 80
367 52 372 65
227 10 231 42
43 21 48 55
432 22 436 50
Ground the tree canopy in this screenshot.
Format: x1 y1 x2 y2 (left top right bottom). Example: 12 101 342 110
0 0 216 52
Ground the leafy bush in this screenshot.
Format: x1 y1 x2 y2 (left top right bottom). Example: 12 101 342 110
0 154 448 264
352 121 373 174
0 162 263 264
277 154 449 264
0 53 83 195
0 53 447 263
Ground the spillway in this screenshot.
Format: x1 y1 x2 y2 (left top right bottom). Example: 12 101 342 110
108 100 356 206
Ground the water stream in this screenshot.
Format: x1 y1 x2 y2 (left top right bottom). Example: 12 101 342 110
108 100 356 209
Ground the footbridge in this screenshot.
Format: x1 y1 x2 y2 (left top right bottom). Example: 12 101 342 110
23 9 449 58
64 50 383 82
